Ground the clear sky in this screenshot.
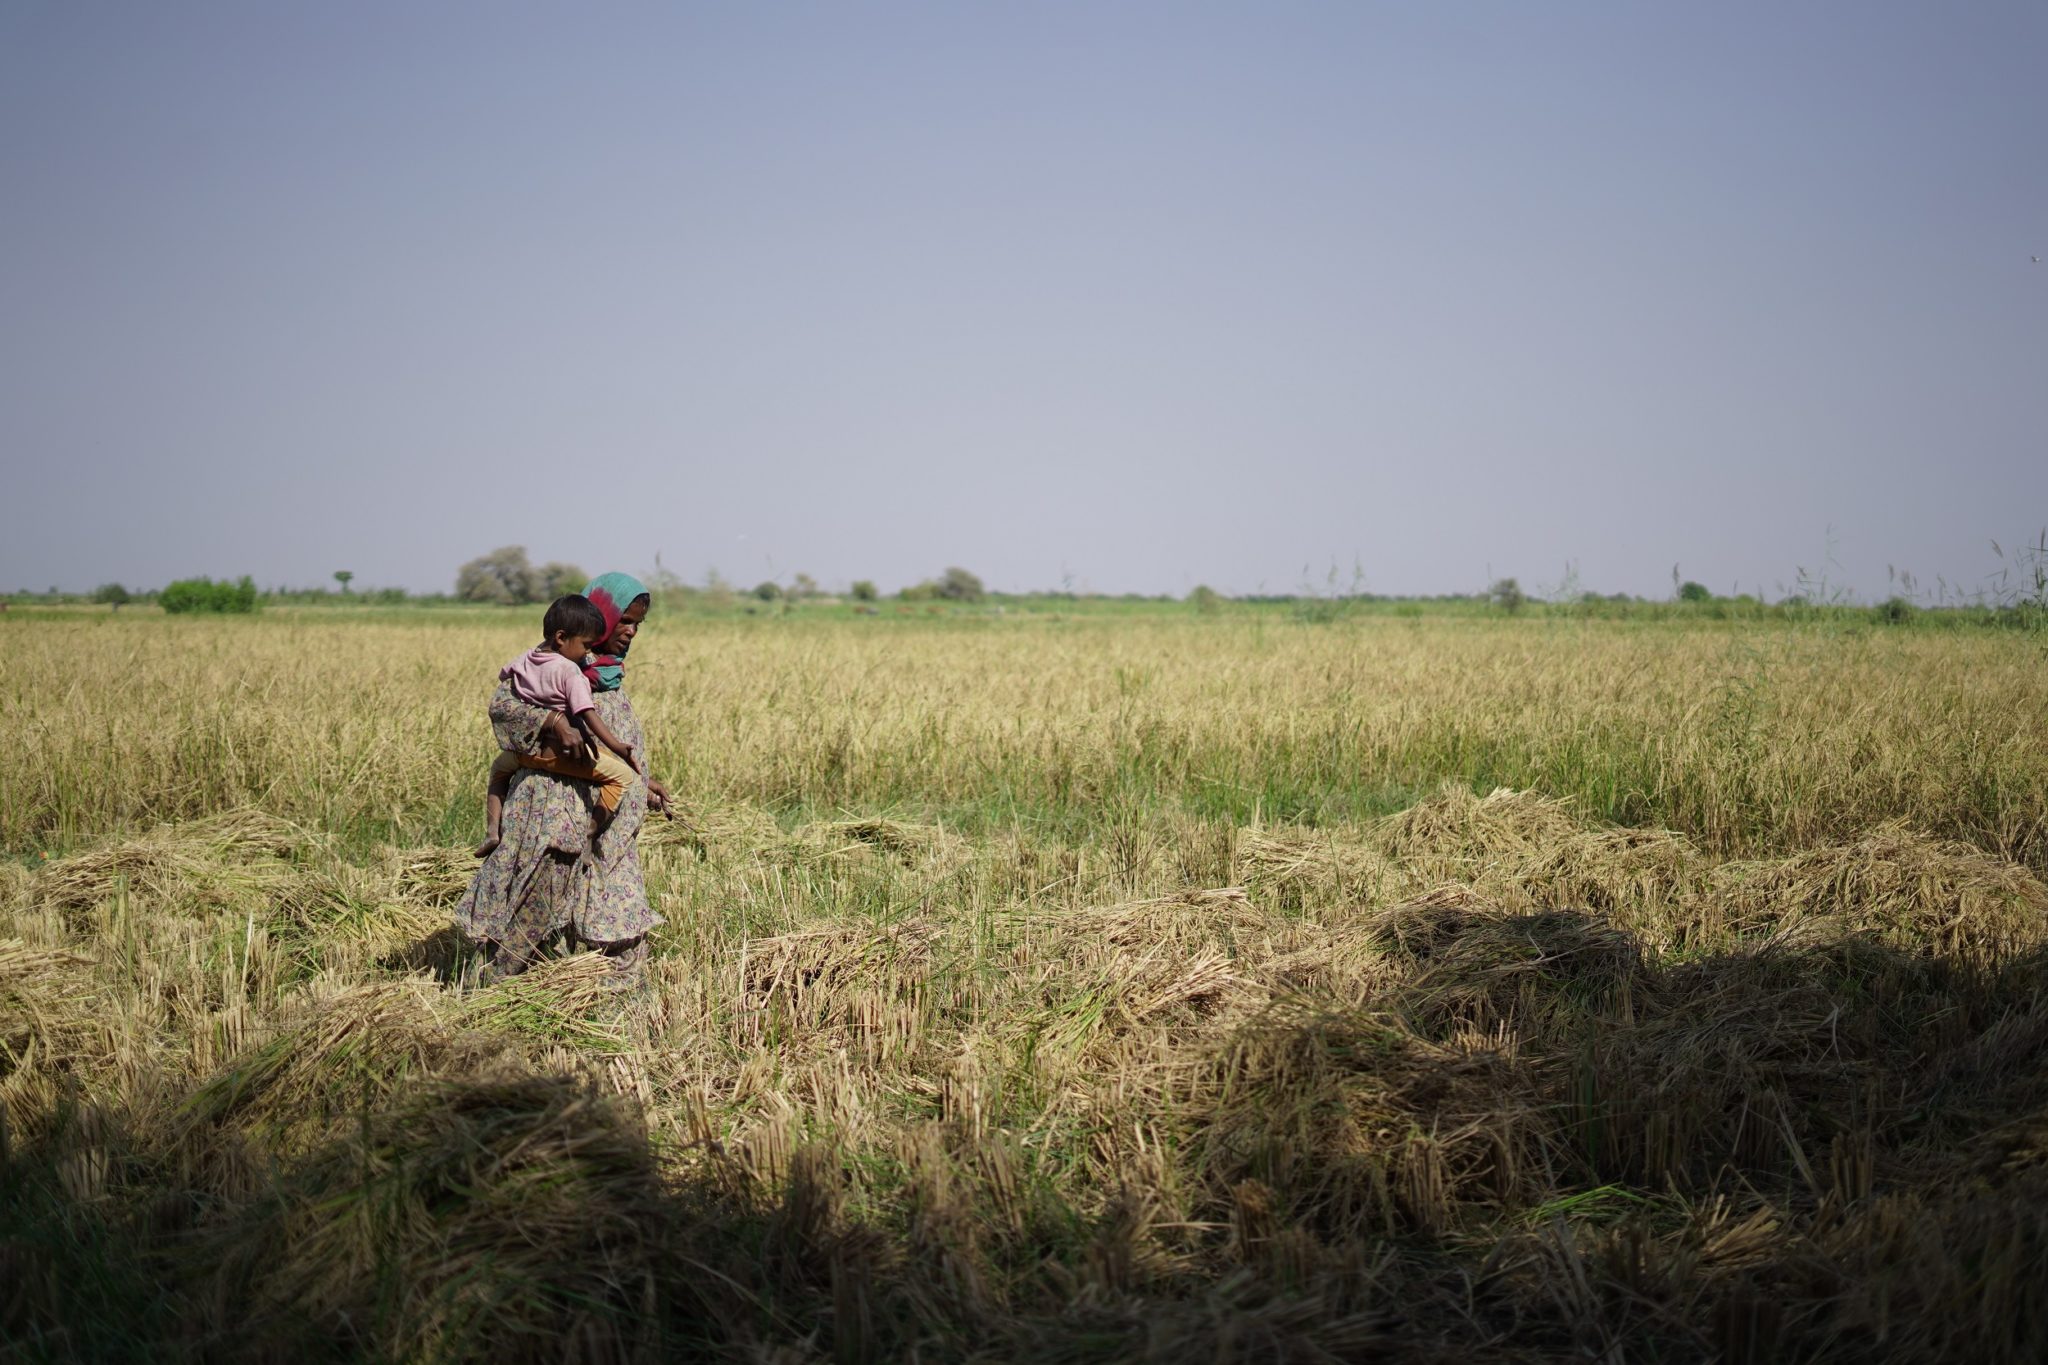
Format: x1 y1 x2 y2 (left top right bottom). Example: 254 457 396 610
3 1 2043 601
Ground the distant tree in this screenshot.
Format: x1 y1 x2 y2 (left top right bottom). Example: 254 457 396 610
456 546 542 604
1488 578 1527 614
161 575 258 614
92 582 131 606
899 580 939 602
332 570 353 594
937 566 985 602
1188 584 1222 615
1678 581 1712 603
701 569 736 612
850 580 878 602
536 561 588 599
752 580 783 601
790 572 820 601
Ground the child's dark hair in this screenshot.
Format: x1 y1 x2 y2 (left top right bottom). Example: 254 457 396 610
542 594 606 644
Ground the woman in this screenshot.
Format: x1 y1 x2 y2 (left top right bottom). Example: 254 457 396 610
454 572 671 984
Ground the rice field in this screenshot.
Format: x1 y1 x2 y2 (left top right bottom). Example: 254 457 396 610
5 604 2048 1362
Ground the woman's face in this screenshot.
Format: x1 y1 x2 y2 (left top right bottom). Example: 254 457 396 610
605 596 650 652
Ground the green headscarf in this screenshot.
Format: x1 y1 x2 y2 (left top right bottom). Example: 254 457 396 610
581 572 649 692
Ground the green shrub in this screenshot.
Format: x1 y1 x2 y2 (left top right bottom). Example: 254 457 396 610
1878 596 1918 625
160 575 259 614
1678 581 1712 603
91 582 131 605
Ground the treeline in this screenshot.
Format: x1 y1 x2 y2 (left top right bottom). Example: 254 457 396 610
8 579 444 612
14 536 2046 626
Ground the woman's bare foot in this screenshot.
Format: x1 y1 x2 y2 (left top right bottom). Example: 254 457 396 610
474 836 501 858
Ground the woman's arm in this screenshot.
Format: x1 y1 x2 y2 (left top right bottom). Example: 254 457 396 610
590 688 669 816
488 679 558 758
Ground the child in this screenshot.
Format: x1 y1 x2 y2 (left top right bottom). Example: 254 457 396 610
476 594 641 857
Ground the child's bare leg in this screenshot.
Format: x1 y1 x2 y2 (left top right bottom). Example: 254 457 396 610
477 763 515 857
588 783 620 839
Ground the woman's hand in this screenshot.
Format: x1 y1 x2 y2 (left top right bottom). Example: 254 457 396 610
545 712 586 758
645 777 673 818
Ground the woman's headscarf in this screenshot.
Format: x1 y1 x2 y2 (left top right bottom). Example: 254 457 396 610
582 572 649 692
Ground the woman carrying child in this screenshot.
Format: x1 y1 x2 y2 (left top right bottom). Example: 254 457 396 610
454 572 670 985
475 592 640 859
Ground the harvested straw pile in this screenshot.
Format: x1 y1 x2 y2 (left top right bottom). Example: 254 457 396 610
1704 822 2048 962
181 978 492 1155
1571 935 1950 1192
1026 944 1255 1062
1238 826 1402 912
1376 785 1587 876
733 919 943 1057
1181 1002 1554 1236
997 1275 1410 1365
461 951 632 1055
739 919 941 1006
34 809 323 928
15 771 2048 1363
376 843 480 909
0 940 101 1075
1516 825 1705 936
1357 884 1508 956
1040 886 1274 952
1912 1000 2048 1151
1367 900 1649 1043
1369 787 1709 933
993 890 1286 1061
205 1073 686 1363
254 852 451 970
0 940 113 1139
790 817 969 873
641 797 783 857
1783 1171 2048 1363
0 862 32 915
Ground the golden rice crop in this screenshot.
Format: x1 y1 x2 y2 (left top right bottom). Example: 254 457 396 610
5 608 2045 869
4 605 2048 1362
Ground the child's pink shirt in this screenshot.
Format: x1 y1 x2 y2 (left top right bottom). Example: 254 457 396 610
501 647 595 715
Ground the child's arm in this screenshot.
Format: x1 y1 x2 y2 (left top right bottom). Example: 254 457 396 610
576 709 639 773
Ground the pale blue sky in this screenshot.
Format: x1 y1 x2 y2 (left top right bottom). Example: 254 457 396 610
3 2 2043 600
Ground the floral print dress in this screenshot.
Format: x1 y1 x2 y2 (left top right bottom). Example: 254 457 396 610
453 678 663 978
